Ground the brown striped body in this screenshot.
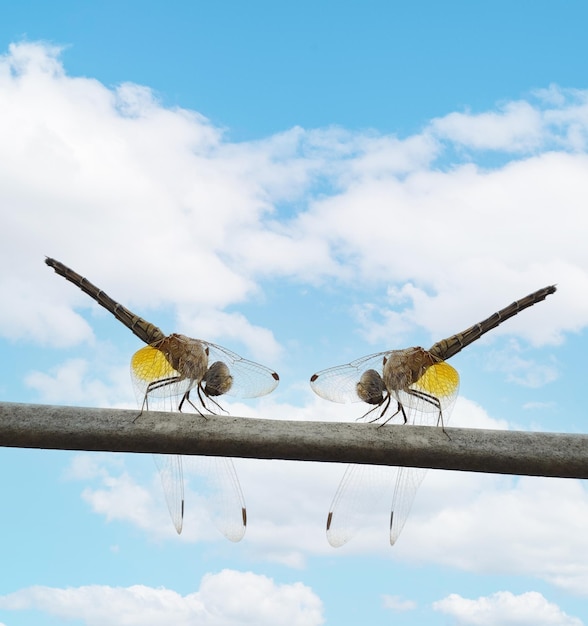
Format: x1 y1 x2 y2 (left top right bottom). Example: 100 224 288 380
428 285 556 361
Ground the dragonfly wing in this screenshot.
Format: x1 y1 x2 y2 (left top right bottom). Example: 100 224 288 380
153 454 184 534
389 465 428 546
310 352 389 404
202 342 279 399
327 463 398 547
182 455 247 542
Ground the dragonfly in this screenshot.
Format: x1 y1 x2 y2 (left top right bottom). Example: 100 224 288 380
45 257 280 540
310 285 556 547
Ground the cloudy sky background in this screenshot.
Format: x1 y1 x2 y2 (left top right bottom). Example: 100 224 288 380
1 2 588 625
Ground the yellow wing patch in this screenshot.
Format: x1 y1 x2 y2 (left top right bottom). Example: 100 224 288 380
131 345 176 382
413 361 459 398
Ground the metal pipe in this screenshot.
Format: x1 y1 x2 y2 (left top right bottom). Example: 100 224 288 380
0 402 586 478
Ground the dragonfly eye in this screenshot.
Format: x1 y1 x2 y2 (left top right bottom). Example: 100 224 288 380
356 369 385 405
204 361 233 397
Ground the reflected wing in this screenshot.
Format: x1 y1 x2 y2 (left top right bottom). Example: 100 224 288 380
183 455 247 542
310 352 388 404
153 454 246 541
203 341 279 399
131 345 193 402
388 465 428 545
327 463 399 547
153 454 184 534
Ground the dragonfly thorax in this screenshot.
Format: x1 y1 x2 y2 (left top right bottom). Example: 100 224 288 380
153 333 209 383
382 347 438 393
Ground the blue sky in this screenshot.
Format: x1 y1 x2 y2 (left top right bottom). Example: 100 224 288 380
1 2 588 625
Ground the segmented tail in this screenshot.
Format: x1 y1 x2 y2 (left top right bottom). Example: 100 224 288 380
429 285 556 361
45 257 166 345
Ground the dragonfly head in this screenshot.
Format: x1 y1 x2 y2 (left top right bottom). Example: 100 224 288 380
356 369 386 405
203 361 233 397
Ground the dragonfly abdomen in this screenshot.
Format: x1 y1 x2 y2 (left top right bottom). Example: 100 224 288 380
429 284 556 361
45 257 166 345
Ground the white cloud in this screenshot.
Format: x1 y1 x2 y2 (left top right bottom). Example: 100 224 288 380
66 452 222 541
522 400 556 411
401 474 588 595
433 591 583 626
0 42 293 348
25 354 135 407
65 443 348 562
0 570 324 626
485 341 559 388
431 100 544 151
2 41 588 360
176 309 282 364
382 594 417 611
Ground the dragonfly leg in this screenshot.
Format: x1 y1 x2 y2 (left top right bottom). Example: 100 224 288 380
377 400 405 427
405 389 451 440
180 390 209 418
362 392 394 424
196 383 228 415
361 404 381 422
132 392 150 423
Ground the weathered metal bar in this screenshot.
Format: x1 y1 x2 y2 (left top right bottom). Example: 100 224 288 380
0 402 586 479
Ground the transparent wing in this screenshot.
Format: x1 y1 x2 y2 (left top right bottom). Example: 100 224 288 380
327 463 399 547
153 454 246 541
131 341 279 404
183 455 247 542
310 352 388 404
203 341 279 399
388 465 428 545
153 454 184 534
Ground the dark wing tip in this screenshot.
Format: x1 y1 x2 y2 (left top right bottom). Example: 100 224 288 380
272 371 280 381
242 507 247 527
310 373 319 383
326 511 333 531
176 498 185 535
389 510 398 546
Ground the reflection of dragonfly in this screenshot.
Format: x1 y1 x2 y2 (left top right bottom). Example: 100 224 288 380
46 257 279 540
310 285 556 547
